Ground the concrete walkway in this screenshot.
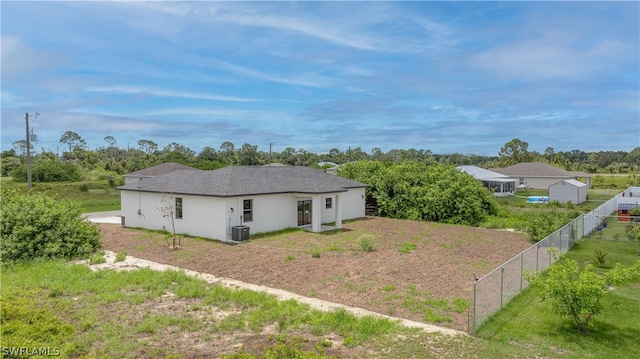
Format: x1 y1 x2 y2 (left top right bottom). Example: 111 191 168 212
84 211 121 224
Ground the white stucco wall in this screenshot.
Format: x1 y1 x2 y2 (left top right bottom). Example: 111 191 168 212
121 187 367 241
321 194 337 224
340 187 366 219
225 193 299 239
121 191 228 239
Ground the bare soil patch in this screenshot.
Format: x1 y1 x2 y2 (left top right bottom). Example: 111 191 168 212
98 217 531 332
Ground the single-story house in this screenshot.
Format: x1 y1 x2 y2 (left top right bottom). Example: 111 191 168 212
117 166 367 242
457 165 516 196
490 162 592 190
548 179 587 204
124 162 199 184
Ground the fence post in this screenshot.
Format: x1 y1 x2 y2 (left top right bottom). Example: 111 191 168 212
500 266 505 309
520 252 524 290
473 278 477 335
559 230 563 252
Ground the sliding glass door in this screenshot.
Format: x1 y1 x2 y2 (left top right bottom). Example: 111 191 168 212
297 200 311 226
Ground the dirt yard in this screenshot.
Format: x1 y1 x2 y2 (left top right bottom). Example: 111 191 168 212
98 217 532 332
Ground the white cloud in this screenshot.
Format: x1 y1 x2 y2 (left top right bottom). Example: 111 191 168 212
144 107 294 123
470 41 595 80
210 60 340 88
85 86 261 103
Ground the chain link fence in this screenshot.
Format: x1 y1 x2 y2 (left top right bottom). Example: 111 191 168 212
470 192 636 334
471 216 582 333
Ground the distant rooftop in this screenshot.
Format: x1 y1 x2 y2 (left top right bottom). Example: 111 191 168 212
457 165 512 181
491 162 573 177
125 162 199 177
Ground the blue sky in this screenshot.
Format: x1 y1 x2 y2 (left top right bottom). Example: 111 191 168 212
2 1 639 156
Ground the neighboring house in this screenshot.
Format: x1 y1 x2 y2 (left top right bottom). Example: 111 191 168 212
124 162 199 184
117 166 367 242
457 165 516 196
490 162 592 189
318 161 340 174
548 179 587 204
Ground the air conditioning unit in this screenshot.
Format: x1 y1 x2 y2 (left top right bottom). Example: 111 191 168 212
232 225 250 241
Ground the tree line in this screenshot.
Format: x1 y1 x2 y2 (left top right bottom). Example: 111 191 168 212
2 131 640 180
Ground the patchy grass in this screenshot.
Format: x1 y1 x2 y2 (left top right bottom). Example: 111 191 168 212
396 242 418 254
0 260 443 358
250 227 305 239
5 220 638 358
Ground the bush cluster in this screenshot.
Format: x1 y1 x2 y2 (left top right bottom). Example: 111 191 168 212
9 159 83 182
338 161 498 226
0 189 101 262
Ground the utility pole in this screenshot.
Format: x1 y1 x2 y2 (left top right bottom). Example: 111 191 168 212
25 112 39 190
269 142 274 166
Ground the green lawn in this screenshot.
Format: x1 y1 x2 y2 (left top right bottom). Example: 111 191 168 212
476 220 640 359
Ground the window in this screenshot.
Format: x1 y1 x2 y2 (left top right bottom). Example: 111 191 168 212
519 178 525 185
326 197 332 209
175 197 183 219
243 199 253 222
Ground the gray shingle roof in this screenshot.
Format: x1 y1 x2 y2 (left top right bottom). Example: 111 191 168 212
117 166 367 197
490 162 572 177
125 162 199 177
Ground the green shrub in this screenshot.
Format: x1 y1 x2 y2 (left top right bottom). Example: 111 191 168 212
358 234 375 252
590 249 610 268
0 189 101 262
115 251 127 262
89 253 106 265
9 158 83 182
337 161 498 226
524 208 582 242
528 249 640 332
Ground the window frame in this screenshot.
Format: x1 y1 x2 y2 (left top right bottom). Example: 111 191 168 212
243 199 253 222
325 197 332 209
175 197 183 219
